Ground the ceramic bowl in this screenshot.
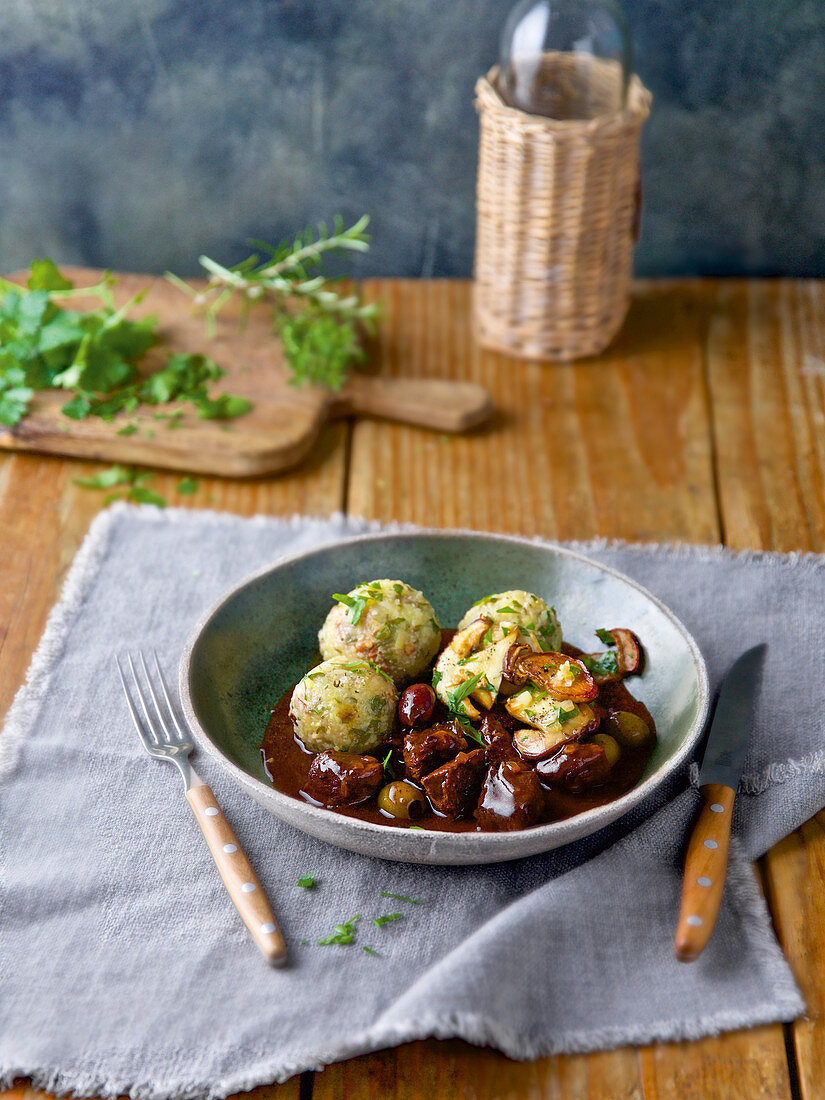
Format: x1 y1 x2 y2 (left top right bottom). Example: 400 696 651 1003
179 530 709 865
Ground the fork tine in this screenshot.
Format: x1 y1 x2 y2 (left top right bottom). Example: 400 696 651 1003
152 648 189 742
137 651 175 744
116 654 158 751
127 653 164 746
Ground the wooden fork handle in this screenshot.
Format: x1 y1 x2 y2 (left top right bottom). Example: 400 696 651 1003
675 783 736 962
186 783 287 965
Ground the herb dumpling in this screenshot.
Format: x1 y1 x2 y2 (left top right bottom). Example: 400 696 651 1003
318 579 441 685
289 657 397 754
458 590 561 651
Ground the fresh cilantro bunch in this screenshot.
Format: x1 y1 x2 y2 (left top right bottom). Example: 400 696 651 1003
168 215 379 391
0 259 251 428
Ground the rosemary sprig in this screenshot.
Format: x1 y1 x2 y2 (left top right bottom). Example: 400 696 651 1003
167 215 379 391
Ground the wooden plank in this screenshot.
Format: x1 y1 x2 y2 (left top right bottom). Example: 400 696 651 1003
706 277 825 1099
314 1040 643 1100
707 280 825 552
348 279 718 544
334 279 794 1098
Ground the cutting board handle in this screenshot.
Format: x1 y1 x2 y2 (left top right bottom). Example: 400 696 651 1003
330 375 493 433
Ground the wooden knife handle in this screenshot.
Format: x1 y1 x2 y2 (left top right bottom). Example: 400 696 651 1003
675 783 736 962
329 375 493 433
186 784 287 965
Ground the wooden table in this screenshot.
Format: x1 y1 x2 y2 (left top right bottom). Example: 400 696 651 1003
2 278 824 1100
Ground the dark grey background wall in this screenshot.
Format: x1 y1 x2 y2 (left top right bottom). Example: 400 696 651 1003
1 1 823 279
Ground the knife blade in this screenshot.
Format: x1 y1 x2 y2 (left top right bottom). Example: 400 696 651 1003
674 643 766 962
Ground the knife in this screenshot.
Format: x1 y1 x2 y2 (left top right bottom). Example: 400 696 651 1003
674 643 767 962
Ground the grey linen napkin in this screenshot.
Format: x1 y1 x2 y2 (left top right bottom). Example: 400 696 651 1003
0 506 817 1100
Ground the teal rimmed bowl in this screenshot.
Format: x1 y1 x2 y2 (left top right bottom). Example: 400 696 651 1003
179 530 709 865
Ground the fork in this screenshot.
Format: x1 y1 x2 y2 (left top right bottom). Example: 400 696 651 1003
117 651 287 965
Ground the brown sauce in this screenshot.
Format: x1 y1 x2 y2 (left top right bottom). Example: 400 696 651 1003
260 641 656 833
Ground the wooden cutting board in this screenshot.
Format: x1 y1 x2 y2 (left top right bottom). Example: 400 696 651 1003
0 267 492 476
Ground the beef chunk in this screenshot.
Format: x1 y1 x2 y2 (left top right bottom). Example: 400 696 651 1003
303 751 383 807
536 743 609 793
421 748 488 818
403 721 468 780
478 714 520 764
475 759 544 831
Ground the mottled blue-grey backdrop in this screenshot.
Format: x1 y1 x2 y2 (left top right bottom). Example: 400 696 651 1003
1 0 823 278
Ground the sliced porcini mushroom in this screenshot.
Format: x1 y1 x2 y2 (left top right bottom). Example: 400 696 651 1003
582 628 642 683
611 629 642 674
503 647 598 702
505 690 599 760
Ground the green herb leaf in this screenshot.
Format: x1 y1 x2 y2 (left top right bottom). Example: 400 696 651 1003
596 628 616 646
379 892 420 904
471 593 496 607
128 485 166 507
72 464 134 490
27 258 73 292
297 874 316 889
381 749 395 780
431 669 443 689
176 476 199 495
582 651 619 678
408 825 424 830
362 945 379 955
373 913 402 928
334 593 368 625
318 914 360 945
445 672 483 713
116 423 138 436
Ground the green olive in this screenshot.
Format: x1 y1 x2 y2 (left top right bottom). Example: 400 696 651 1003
377 780 426 820
604 709 651 747
591 732 621 768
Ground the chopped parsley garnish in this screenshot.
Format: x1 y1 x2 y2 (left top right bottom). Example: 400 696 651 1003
409 825 424 830
297 874 316 889
496 605 520 615
431 668 443 689
362 946 379 955
318 914 360 945
374 913 403 928
176 476 199 495
556 703 579 724
73 464 167 506
332 592 368 625
471 593 497 607
482 626 494 647
446 672 482 711
582 651 619 678
596 628 616 646
381 749 395 779
393 583 404 595
379 892 420 904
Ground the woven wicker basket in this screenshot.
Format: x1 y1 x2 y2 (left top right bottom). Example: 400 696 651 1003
474 58 651 361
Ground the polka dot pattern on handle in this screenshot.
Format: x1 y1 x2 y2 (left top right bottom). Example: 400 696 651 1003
204 807 219 817
704 838 718 850
241 882 256 893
